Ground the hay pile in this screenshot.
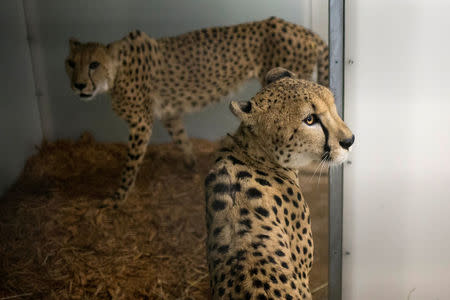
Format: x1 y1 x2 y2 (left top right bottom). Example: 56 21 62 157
0 133 328 299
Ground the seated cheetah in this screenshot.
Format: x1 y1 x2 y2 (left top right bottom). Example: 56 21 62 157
65 17 329 202
204 68 354 299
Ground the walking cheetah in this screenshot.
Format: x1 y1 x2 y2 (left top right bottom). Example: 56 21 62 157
204 68 354 299
65 17 329 202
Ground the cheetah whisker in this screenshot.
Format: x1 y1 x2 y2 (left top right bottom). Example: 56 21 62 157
317 158 327 186
309 157 326 184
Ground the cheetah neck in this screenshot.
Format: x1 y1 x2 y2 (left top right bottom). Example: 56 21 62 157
228 125 298 181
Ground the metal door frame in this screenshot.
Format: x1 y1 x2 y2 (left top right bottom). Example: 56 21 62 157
328 0 345 299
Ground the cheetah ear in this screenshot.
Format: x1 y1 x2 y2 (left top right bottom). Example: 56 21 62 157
106 41 121 57
265 67 297 85
230 101 254 123
69 38 81 51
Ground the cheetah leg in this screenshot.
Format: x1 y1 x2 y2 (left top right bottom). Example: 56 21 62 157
112 117 152 202
162 116 197 169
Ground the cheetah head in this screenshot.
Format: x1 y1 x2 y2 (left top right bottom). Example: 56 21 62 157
65 39 117 101
230 67 354 168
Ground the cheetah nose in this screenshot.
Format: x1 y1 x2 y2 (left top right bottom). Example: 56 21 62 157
74 83 86 91
339 134 355 150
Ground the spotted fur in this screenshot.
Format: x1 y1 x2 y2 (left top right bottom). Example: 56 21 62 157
205 68 354 299
65 17 329 201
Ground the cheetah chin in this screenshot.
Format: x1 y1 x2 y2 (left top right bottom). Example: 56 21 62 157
79 93 93 101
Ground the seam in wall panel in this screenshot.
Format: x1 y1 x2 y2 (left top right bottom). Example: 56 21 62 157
22 0 53 140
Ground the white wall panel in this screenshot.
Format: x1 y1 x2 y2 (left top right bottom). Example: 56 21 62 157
0 0 43 195
343 1 450 299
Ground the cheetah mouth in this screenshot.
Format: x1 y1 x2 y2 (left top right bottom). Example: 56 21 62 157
79 93 93 98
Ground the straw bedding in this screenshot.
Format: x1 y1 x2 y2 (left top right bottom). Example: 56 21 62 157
0 132 328 299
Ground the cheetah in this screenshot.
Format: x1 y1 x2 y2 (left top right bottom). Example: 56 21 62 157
204 67 354 299
65 17 329 202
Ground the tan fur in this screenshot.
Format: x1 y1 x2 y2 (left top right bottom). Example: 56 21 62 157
205 68 353 299
65 17 329 202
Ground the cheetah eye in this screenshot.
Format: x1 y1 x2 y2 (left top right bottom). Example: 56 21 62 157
89 61 100 69
67 59 75 68
304 114 317 126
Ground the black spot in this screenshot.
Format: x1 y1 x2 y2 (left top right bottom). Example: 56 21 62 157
287 187 293 195
218 287 225 296
257 234 270 240
237 171 252 179
274 195 282 206
227 155 245 165
275 250 285 257
211 200 227 211
246 188 262 199
282 195 290 203
231 183 241 193
213 183 229 194
256 178 272 186
218 167 229 176
227 279 233 287
213 227 223 237
218 245 229 254
270 275 278 284
251 242 263 249
279 274 287 283
255 207 269 217
286 295 293 300
257 294 267 300
256 170 268 176
253 279 263 288
250 268 259 275
281 262 289 269
239 218 252 229
238 230 249 236
240 208 249 216
274 177 284 184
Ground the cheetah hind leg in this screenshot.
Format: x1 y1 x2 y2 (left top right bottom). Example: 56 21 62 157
99 117 152 208
162 116 197 170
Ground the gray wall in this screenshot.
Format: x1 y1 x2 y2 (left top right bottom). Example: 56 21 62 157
0 0 43 195
34 0 311 143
